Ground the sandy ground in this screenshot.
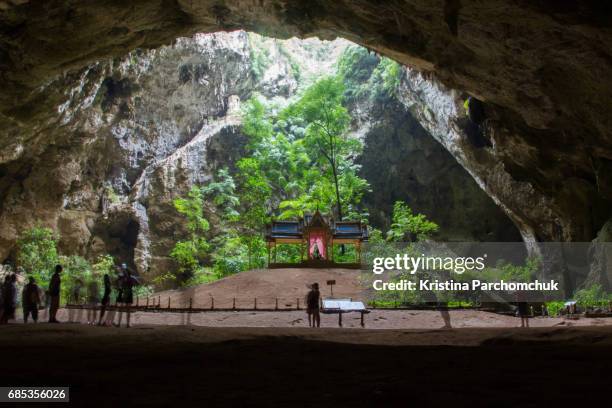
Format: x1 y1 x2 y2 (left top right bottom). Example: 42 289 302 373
3 268 609 406
150 267 363 309
0 323 611 407
56 307 612 329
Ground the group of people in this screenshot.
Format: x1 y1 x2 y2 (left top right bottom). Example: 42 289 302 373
0 263 138 328
0 264 62 324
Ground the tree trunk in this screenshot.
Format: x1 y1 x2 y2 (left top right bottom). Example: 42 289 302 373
331 164 342 221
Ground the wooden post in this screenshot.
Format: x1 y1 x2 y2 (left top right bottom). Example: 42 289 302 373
254 298 257 310
232 298 236 310
189 298 193 311
296 298 300 310
275 298 278 310
360 311 365 328
146 297 149 308
338 311 343 327
211 297 214 310
167 297 171 309
136 296 139 307
158 296 161 308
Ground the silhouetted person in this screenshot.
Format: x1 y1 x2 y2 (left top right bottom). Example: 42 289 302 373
122 266 138 328
516 291 529 328
22 277 41 323
98 274 112 326
518 302 529 327
86 276 100 325
21 277 40 323
112 267 124 327
438 301 452 329
306 283 321 328
71 278 83 304
68 277 84 323
0 274 17 324
116 264 138 328
48 264 63 323
0 274 7 323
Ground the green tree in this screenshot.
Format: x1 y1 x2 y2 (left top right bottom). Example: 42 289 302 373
292 76 352 220
201 168 240 222
386 201 439 242
235 157 271 269
16 226 59 285
170 186 210 277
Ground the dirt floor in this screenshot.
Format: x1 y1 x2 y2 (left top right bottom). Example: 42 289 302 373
0 323 611 407
3 268 610 406
58 307 612 329
150 267 363 309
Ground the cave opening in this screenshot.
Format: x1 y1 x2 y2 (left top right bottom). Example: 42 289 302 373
0 28 553 289
0 7 608 300
1 5 611 405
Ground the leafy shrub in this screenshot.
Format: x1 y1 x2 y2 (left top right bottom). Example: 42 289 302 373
16 226 59 286
386 201 438 242
545 301 565 317
574 284 611 308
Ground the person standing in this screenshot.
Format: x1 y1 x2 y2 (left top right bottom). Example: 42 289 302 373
22 277 41 323
306 283 321 328
86 275 100 325
1 274 17 324
48 264 63 323
68 277 83 323
0 274 6 323
98 274 112 326
121 267 138 328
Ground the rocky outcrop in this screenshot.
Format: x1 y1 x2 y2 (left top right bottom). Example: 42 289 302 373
0 30 524 281
343 49 521 241
2 1 611 246
397 67 612 243
0 31 263 278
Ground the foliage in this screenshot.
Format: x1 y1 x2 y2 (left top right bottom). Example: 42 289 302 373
277 43 301 83
545 301 565 317
170 238 209 275
280 77 369 220
170 186 210 278
92 254 115 276
386 201 439 242
59 254 92 303
182 268 219 287
337 46 380 102
248 33 270 81
151 272 178 287
574 284 611 308
376 58 401 96
133 284 154 299
337 46 402 103
498 256 540 283
213 234 266 276
201 168 240 222
105 185 121 204
16 226 59 286
173 186 210 235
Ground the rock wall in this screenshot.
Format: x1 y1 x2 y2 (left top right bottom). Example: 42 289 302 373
0 31 263 278
2 0 610 246
0 31 522 281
